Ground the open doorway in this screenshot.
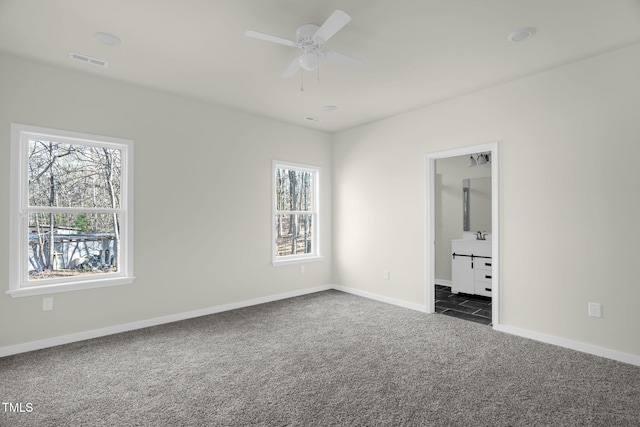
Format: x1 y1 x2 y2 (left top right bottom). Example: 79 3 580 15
425 143 499 327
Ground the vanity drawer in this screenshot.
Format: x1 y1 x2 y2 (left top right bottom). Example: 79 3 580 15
475 269 492 283
475 258 492 271
475 283 492 297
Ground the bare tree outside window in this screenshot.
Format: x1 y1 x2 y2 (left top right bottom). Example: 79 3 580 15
27 139 121 280
274 165 316 258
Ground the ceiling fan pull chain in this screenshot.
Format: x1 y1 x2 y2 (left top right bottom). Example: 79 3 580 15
300 68 304 92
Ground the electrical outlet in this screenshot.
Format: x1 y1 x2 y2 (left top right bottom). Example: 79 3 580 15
588 302 602 318
300 264 305 274
43 297 53 311
383 270 391 280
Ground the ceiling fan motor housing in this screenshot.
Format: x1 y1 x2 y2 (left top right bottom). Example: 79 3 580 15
297 24 322 70
296 24 322 46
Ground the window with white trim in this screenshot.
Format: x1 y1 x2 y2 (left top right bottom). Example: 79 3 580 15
8 124 134 297
272 161 320 265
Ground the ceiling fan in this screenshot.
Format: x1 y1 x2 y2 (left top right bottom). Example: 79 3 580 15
245 10 364 78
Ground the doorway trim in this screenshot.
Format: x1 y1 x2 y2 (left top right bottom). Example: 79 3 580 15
425 142 500 327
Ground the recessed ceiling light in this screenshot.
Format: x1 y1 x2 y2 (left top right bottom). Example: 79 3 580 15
95 32 121 46
323 105 338 113
508 27 537 42
305 117 322 123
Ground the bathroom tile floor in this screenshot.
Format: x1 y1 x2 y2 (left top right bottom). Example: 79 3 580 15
435 284 492 326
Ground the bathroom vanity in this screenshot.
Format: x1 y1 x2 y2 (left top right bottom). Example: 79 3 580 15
451 238 492 297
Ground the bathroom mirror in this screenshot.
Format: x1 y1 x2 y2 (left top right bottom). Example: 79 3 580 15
462 177 492 232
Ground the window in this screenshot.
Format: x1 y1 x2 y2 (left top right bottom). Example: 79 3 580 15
8 124 134 297
272 161 321 265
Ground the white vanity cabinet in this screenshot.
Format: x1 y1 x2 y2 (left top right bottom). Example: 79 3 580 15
451 239 492 297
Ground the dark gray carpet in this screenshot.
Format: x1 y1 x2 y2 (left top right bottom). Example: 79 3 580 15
1 290 639 426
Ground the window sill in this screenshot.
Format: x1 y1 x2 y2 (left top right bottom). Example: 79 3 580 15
272 256 324 267
6 276 136 298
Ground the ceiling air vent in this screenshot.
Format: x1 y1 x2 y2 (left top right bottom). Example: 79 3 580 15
68 52 108 68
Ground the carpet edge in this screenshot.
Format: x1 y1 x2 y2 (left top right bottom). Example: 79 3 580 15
495 324 640 367
0 285 332 358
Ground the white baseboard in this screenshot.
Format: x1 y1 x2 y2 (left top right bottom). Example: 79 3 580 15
435 279 452 287
494 324 640 367
332 285 640 366
331 284 427 313
0 285 332 358
3 284 639 367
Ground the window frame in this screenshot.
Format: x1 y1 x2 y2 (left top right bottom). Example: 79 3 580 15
8 124 135 297
272 160 322 266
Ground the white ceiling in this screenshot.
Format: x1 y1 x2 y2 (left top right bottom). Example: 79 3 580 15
2 0 640 132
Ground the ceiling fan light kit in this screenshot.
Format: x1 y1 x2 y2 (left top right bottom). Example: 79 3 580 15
245 10 364 79
299 43 319 71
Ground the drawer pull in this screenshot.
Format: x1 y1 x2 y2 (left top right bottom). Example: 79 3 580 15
485 288 492 292
485 275 492 279
485 262 492 267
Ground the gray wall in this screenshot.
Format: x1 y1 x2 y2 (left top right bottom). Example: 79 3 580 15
333 43 640 357
0 53 332 347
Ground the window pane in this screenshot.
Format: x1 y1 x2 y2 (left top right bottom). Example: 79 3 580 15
275 214 313 256
28 212 119 281
28 140 121 209
275 168 313 212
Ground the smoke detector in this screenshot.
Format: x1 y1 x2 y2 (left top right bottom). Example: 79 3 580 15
95 32 121 46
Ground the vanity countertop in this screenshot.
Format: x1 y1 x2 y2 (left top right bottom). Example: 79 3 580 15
452 238 492 257
452 238 491 244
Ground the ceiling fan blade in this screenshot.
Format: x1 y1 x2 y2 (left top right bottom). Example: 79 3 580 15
281 57 300 78
324 51 364 69
312 10 351 43
245 30 296 47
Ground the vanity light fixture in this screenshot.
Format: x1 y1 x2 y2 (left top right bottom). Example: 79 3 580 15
469 153 491 167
